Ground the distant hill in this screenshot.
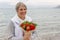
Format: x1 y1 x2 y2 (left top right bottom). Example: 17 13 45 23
55 5 60 8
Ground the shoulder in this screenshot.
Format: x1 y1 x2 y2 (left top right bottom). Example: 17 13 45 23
11 16 16 23
26 15 32 22
8 20 14 27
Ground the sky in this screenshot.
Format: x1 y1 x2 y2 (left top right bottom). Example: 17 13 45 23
0 0 60 8
0 0 60 5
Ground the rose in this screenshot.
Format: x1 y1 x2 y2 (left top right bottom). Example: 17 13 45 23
30 23 35 30
20 21 37 31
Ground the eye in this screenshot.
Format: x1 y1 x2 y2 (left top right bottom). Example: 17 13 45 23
24 9 26 10
20 9 23 11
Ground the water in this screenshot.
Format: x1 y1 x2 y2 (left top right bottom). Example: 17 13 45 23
0 8 60 39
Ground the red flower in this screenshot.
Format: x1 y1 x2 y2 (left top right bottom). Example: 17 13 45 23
20 23 25 29
25 23 30 27
20 21 37 31
26 26 30 31
30 24 35 30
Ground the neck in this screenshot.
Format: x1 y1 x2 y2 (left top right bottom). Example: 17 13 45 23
18 15 25 20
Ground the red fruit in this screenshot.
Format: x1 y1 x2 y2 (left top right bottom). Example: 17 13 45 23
30 24 35 30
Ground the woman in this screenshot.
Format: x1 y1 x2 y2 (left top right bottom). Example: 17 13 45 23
7 2 32 40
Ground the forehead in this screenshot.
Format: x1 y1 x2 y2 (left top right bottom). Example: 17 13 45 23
19 5 26 9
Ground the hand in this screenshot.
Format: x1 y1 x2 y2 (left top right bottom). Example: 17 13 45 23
23 31 31 40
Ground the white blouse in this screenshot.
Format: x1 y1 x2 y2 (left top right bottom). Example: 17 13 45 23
10 14 32 40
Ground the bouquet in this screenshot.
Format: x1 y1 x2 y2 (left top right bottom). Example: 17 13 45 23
20 21 37 31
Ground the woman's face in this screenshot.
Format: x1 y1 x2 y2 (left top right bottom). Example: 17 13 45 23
17 5 27 18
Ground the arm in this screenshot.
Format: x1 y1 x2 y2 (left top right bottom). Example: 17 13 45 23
11 28 23 40
7 20 23 40
23 31 31 40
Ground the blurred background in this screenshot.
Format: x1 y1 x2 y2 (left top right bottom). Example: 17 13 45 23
0 0 60 40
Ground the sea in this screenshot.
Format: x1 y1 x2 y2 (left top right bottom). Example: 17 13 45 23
0 8 60 39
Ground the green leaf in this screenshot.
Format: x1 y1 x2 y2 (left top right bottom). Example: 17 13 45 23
34 23 37 26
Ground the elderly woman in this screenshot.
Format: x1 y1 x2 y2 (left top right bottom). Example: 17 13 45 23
7 2 32 40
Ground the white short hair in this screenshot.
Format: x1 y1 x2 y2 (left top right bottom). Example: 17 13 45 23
15 2 27 11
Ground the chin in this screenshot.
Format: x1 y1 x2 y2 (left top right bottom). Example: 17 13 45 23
21 15 25 17
21 14 26 16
